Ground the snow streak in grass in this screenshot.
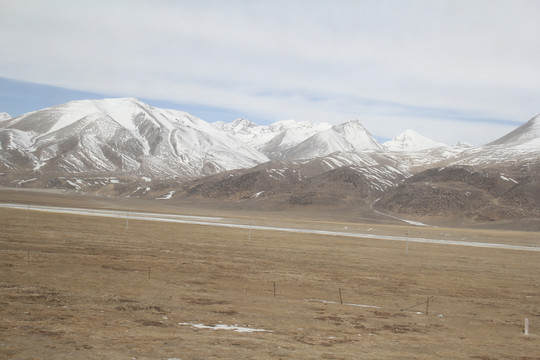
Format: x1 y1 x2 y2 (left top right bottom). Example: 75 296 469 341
178 322 272 333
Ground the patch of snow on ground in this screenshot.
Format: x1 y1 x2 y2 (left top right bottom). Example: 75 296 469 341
17 178 37 185
66 180 81 189
371 199 429 226
33 161 47 171
500 175 518 184
267 169 286 181
252 191 265 198
401 219 429 226
156 191 175 200
127 186 150 198
178 322 272 333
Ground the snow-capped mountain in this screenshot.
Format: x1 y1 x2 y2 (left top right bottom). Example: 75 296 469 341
280 120 384 160
0 98 268 177
440 114 540 169
1 97 539 227
384 129 449 152
214 118 332 159
0 112 10 121
487 114 540 149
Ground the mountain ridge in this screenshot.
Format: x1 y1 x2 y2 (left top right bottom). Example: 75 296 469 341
0 98 268 178
1 97 538 228
487 114 540 148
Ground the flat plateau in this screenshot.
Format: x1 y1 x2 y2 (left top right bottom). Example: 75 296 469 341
1 188 539 359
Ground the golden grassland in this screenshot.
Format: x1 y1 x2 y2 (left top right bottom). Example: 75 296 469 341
1 197 539 359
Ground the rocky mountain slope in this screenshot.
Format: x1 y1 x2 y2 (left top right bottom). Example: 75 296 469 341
374 165 539 224
374 116 540 226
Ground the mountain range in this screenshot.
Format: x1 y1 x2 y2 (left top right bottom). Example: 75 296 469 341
1 98 538 228
0 98 267 178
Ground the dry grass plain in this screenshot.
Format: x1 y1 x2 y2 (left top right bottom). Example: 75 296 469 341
1 193 539 359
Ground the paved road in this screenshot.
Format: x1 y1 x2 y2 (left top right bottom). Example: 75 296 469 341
1 203 539 252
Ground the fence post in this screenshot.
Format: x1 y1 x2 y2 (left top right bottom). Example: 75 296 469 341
406 231 409 254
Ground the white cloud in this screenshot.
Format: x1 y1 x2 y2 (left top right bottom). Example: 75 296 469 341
0 0 539 145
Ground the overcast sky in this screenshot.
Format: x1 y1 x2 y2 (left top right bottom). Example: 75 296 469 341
1 0 539 145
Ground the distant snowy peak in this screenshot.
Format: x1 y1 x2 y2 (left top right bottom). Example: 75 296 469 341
332 120 384 151
268 119 331 133
213 118 268 147
282 120 383 160
214 118 259 134
0 112 10 121
265 120 332 151
214 118 333 158
384 129 448 152
487 114 540 148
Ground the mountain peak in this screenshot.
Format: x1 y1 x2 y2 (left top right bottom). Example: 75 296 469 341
230 118 258 132
331 120 384 151
487 114 540 147
384 129 448 152
212 118 260 136
0 112 11 122
280 119 383 160
333 119 364 129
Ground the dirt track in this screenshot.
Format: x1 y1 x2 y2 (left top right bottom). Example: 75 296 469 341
1 193 539 359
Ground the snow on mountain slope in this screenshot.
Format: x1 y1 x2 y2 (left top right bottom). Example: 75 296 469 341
487 114 540 149
282 120 384 160
214 118 331 159
0 112 10 121
268 120 332 148
213 118 276 149
2 96 538 195
303 150 409 192
438 115 540 169
334 120 384 150
0 98 268 177
384 129 449 152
